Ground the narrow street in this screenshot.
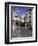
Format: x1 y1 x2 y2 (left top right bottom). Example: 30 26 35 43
11 23 32 38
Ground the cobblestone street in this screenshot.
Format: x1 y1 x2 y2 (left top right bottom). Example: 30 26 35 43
11 23 32 38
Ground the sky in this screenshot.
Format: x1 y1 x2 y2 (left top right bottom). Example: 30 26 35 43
11 6 33 16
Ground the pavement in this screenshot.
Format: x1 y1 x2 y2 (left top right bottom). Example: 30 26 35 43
11 23 32 38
